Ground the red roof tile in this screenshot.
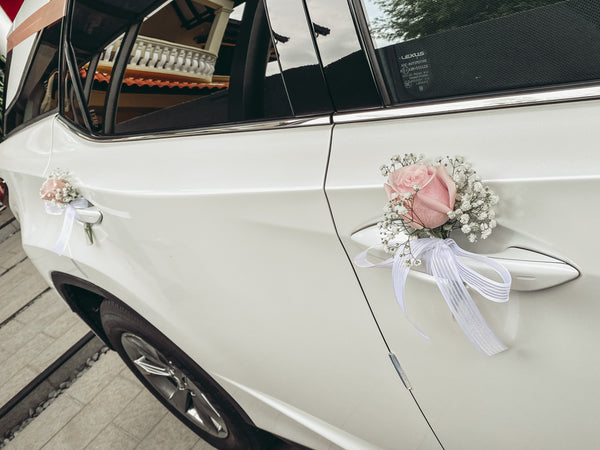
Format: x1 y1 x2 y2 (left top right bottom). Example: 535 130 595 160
82 70 228 91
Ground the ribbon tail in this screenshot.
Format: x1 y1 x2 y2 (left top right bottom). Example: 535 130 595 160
52 205 77 255
392 241 432 342
430 244 507 356
447 240 511 303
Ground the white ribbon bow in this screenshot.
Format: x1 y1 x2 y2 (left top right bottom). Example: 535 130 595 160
355 238 511 356
44 198 90 255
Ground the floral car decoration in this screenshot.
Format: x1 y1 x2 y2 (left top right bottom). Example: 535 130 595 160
40 169 93 254
356 154 512 356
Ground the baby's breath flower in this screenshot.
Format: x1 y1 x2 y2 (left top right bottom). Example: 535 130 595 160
394 205 408 215
460 214 470 224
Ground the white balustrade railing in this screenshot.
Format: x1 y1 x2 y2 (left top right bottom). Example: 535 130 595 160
100 35 218 82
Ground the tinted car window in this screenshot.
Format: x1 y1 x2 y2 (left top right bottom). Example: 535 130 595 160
4 22 61 135
302 0 382 111
361 0 600 104
66 0 293 135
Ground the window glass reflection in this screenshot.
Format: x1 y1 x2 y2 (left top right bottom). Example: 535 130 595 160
361 0 600 104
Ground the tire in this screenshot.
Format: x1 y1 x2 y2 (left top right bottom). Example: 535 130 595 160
99 300 261 450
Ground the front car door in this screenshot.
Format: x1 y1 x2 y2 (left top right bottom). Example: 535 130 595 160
322 0 600 448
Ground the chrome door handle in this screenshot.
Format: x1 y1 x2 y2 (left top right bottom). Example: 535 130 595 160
75 206 103 225
351 226 579 291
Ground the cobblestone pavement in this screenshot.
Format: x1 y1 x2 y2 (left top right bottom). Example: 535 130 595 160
0 206 215 449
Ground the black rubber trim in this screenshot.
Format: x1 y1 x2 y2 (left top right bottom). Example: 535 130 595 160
103 22 141 135
51 272 117 348
83 52 100 101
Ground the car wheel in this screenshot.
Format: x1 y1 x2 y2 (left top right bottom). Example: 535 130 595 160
99 300 261 449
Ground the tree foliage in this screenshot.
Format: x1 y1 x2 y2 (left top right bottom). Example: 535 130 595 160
372 0 562 41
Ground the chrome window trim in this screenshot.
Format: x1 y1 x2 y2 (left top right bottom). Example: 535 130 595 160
334 85 600 124
56 115 332 142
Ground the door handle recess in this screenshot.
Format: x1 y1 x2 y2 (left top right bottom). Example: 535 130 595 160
351 226 579 292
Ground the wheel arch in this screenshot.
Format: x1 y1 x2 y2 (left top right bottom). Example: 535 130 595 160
51 271 116 348
49 271 258 429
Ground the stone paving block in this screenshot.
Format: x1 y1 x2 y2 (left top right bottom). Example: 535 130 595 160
0 345 10 364
41 375 142 450
0 207 19 247
0 332 56 409
29 319 90 372
42 293 83 339
192 438 218 450
0 320 26 353
0 260 49 324
3 291 71 355
0 206 14 226
66 351 126 405
6 394 83 450
14 290 66 326
0 332 54 385
0 365 38 406
136 412 201 450
0 232 26 272
113 387 167 441
84 423 138 450
0 222 19 245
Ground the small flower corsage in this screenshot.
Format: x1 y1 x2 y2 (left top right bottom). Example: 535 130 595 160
40 169 93 254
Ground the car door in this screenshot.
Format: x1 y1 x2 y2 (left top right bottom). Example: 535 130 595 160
322 1 600 448
44 0 439 448
0 13 62 263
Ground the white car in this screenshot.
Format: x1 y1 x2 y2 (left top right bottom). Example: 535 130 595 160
1 0 599 448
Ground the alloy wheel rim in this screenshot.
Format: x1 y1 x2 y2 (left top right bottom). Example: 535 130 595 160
121 333 229 438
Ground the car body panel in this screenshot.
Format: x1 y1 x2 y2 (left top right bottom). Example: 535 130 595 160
325 98 600 449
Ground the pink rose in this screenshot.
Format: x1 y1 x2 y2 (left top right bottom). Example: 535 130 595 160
40 178 67 202
384 164 457 229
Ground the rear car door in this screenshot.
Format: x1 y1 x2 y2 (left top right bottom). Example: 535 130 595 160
321 1 600 448
43 0 438 448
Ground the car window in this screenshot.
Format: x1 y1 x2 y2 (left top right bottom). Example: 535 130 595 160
66 0 293 136
360 0 600 104
4 21 61 135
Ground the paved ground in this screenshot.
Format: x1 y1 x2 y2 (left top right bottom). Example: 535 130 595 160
6 351 214 450
0 206 215 449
